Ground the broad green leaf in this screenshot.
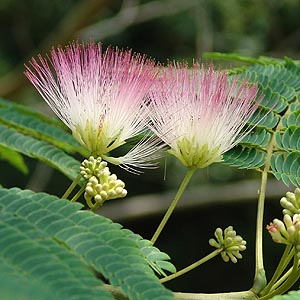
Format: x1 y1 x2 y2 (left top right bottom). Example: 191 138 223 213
259 87 287 113
203 52 282 65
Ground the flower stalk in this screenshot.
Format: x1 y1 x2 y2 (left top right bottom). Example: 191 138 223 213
151 168 196 244
209 226 247 263
260 244 293 296
70 186 85 203
61 173 82 199
161 225 246 284
160 248 222 283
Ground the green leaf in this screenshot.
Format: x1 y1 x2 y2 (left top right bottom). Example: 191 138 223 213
220 58 300 178
0 98 64 128
0 123 81 180
247 107 279 129
0 188 174 300
203 52 281 65
270 153 300 187
223 146 266 169
239 128 271 148
0 98 89 178
0 269 61 300
0 144 28 174
0 215 112 300
259 87 287 113
275 127 300 152
281 112 300 129
126 232 176 276
0 106 87 156
270 290 300 300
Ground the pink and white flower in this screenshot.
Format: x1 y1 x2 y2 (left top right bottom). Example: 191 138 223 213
148 64 259 169
25 42 161 172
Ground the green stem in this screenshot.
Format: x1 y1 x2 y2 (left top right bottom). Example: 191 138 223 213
261 245 293 296
270 266 293 293
259 253 300 300
102 284 258 300
252 133 276 294
151 168 196 244
174 290 258 300
70 186 85 202
85 196 94 209
90 200 104 212
160 248 222 283
61 173 82 199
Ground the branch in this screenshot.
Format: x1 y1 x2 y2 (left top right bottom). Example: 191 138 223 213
79 0 198 40
102 284 258 300
0 0 111 98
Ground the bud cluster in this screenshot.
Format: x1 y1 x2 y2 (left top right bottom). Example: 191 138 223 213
267 214 300 256
209 226 247 263
80 156 127 208
80 156 108 179
280 188 300 216
267 188 300 257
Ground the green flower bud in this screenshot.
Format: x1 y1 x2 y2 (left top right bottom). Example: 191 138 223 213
94 194 103 203
209 226 247 263
82 158 127 208
280 188 300 216
80 156 108 179
267 214 300 248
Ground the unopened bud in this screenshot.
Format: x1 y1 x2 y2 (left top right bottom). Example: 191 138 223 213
80 156 108 179
267 214 300 247
209 226 246 263
82 157 127 208
280 188 300 216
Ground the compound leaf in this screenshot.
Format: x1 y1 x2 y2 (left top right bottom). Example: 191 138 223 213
270 290 300 300
0 123 80 180
0 188 174 300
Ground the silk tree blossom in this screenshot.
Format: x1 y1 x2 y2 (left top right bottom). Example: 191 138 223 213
25 42 162 172
148 64 260 169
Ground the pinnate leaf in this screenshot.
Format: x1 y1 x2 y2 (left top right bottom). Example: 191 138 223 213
0 188 174 300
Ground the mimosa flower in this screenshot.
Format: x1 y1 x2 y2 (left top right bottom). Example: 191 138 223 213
148 64 259 169
25 42 161 172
